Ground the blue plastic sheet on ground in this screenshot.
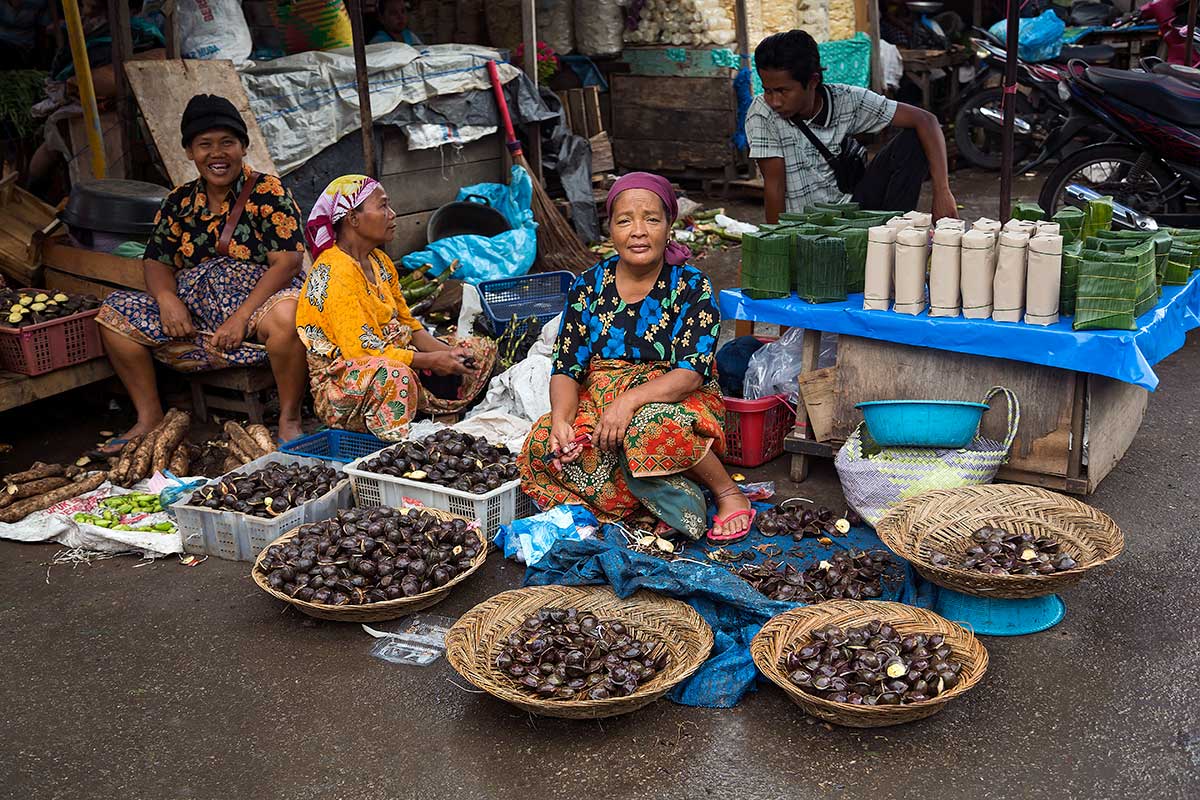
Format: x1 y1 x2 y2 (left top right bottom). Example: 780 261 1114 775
400 165 538 284
719 271 1200 391
989 10 1065 62
493 504 599 565
524 502 932 708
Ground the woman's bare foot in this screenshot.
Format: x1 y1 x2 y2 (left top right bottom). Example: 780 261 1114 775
713 488 753 539
99 414 165 455
277 417 305 445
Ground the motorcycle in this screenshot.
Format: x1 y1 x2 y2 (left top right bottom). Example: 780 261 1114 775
1125 0 1200 68
953 30 1115 170
1035 60 1200 224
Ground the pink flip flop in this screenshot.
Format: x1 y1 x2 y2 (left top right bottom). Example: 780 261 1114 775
707 508 757 545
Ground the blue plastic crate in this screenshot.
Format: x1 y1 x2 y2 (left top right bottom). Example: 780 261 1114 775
280 430 390 464
478 270 574 335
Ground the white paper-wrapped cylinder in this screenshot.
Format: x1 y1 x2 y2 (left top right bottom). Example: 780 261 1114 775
863 225 897 311
1025 234 1063 325
929 227 963 317
960 229 996 319
992 231 1030 323
972 217 1003 272
893 227 929 315
903 211 932 235
1036 221 1061 237
935 218 966 232
1003 218 1038 236
886 216 913 231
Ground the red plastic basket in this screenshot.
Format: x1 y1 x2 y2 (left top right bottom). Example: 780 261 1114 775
0 304 104 376
723 394 798 468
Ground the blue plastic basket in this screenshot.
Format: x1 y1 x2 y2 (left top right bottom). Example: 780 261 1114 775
855 400 991 448
280 430 390 464
478 270 574 335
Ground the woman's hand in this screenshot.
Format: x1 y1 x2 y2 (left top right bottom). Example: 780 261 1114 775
209 311 250 352
421 349 475 376
158 294 195 339
594 395 637 453
549 418 583 470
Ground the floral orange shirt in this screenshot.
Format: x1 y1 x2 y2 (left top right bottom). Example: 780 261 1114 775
142 166 306 271
296 245 425 366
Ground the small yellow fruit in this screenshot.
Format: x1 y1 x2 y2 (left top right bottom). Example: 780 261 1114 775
7 313 22 324
53 293 68 302
30 302 46 312
835 518 852 534
33 293 48 302
18 295 32 306
9 304 21 314
886 661 908 679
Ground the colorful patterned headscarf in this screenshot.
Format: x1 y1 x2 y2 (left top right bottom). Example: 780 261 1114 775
305 174 382 258
605 171 694 266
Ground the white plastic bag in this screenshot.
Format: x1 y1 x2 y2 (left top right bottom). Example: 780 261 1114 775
177 0 252 64
743 327 807 403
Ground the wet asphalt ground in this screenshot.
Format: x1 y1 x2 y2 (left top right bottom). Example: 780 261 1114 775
1 170 1197 799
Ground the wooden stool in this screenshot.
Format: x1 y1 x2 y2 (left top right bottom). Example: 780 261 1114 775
189 366 274 423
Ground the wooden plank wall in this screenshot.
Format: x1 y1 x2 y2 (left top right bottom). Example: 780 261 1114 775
610 74 736 173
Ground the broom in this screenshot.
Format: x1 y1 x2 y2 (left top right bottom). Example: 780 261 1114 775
486 60 595 274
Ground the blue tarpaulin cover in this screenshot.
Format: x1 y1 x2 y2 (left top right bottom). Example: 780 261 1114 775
719 271 1200 391
524 504 933 708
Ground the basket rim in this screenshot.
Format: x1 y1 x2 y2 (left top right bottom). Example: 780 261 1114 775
751 600 989 719
0 304 100 335
343 453 521 503
446 585 715 715
170 452 349 525
875 485 1125 597
249 508 487 619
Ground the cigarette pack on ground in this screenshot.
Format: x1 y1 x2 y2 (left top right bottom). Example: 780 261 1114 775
893 227 929 315
929 227 964 317
863 225 897 311
993 230 1030 323
1025 234 1063 326
960 229 996 318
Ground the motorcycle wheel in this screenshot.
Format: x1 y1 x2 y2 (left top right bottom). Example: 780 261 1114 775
953 87 1034 170
1037 143 1185 216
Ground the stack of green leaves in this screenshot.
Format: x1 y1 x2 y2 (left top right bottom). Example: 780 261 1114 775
1072 238 1155 330
1165 242 1199 285
1052 207 1086 245
1089 230 1173 293
816 225 869 293
1011 201 1046 222
1081 196 1114 243
794 234 848 303
1125 238 1159 317
1060 241 1083 317
741 232 794 299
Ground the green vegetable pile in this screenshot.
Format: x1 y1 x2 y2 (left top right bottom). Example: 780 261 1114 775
72 493 176 533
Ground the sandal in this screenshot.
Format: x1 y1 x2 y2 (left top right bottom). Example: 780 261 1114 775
96 437 130 456
707 488 756 544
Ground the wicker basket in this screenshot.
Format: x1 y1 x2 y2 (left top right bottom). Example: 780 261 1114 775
250 509 488 622
751 600 989 728
875 485 1125 599
445 585 714 719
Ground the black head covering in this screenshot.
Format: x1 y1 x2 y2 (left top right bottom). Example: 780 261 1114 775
180 94 249 149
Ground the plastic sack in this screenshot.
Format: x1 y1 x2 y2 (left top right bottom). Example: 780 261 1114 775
177 0 252 63
988 10 1064 63
743 327 807 403
494 505 598 565
401 166 538 285
573 0 623 56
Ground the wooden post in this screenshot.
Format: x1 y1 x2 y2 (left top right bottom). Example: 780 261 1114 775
734 0 750 66
1188 0 1198 65
346 0 377 177
63 0 106 179
868 0 883 93
107 0 135 179
164 4 179 59
998 0 1019 222
520 0 543 183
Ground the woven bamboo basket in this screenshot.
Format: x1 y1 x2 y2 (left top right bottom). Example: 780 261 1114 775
445 585 714 719
875 485 1125 599
752 600 989 728
250 508 487 622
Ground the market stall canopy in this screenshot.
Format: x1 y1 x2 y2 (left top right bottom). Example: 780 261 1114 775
237 44 532 176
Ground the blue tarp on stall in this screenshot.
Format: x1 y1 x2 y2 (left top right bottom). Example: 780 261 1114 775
718 271 1200 391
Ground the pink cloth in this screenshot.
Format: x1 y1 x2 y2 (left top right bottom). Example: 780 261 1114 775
305 174 382 258
605 171 694 266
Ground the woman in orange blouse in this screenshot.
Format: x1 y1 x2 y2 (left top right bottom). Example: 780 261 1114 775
295 175 497 438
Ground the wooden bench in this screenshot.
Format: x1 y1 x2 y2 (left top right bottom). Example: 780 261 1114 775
188 365 274 424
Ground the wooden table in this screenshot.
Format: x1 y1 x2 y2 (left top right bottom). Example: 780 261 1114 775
783 332 1147 495
0 359 115 415
898 48 972 120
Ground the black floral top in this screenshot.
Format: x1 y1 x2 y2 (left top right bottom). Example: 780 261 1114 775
552 257 722 381
143 166 306 271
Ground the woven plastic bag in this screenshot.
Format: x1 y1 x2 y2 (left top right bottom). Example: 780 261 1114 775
835 387 1020 526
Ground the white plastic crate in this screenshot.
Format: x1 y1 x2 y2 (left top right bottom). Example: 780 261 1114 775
343 453 536 537
171 452 352 562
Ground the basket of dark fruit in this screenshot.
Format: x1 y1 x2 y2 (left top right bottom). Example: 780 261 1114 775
252 506 487 621
875 484 1124 598
344 430 533 537
751 600 989 727
735 549 905 603
445 585 714 719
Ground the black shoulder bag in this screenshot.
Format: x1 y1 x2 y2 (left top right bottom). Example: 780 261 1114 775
793 118 867 195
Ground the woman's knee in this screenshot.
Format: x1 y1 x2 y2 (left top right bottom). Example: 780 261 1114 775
258 300 300 344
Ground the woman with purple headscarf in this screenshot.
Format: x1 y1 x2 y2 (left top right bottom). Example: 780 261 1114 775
519 172 754 543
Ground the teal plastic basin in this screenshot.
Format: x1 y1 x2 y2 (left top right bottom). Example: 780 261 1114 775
855 399 990 448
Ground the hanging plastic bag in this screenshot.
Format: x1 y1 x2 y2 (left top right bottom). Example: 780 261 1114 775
177 0 253 64
400 166 538 285
743 327 807 403
988 10 1064 63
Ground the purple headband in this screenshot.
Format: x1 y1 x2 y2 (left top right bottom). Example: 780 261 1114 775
605 171 693 266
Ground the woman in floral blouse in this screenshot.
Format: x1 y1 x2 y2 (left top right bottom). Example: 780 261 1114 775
97 94 309 446
295 174 497 439
519 172 754 543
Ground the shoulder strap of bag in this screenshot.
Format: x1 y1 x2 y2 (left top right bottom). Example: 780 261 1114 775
217 171 262 258
793 117 840 173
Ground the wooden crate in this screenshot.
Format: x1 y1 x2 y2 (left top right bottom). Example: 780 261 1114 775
0 174 59 286
41 241 146 299
610 74 737 175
